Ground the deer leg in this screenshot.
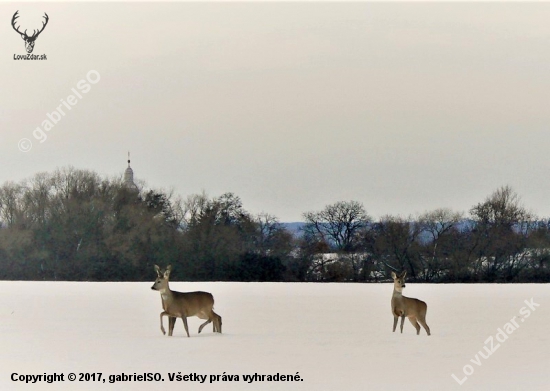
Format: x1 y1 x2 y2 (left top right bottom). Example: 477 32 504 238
400 315 405 333
408 317 421 335
168 316 176 336
160 312 167 335
211 311 222 333
181 316 190 338
198 319 211 334
214 311 222 333
196 311 212 334
418 317 431 336
392 316 398 332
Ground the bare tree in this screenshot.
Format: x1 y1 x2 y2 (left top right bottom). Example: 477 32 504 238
470 185 531 227
374 215 422 279
303 200 370 252
181 191 209 228
469 186 533 281
0 181 26 227
417 208 463 280
255 213 281 254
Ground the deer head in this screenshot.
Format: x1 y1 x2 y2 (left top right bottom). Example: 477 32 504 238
151 265 172 292
12 11 49 54
391 271 407 292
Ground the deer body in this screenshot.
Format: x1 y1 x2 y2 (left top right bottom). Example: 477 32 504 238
391 271 430 336
152 265 222 337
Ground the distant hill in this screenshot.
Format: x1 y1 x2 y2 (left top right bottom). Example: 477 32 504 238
281 220 477 241
281 222 305 237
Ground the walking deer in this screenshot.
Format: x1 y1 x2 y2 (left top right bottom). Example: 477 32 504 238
391 271 431 336
151 265 222 337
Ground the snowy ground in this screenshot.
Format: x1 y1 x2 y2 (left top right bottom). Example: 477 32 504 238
0 281 548 390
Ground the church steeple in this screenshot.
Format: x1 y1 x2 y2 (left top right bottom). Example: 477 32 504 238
124 152 138 191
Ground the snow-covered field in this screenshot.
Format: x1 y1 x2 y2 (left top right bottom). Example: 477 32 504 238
0 281 548 390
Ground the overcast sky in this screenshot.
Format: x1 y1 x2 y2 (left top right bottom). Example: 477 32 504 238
2 1 550 222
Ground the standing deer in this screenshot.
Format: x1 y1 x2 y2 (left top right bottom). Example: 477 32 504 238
391 271 431 336
151 265 222 337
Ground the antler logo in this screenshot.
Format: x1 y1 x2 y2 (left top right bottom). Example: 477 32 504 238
11 10 49 54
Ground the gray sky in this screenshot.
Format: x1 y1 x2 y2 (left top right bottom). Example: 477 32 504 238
2 2 550 222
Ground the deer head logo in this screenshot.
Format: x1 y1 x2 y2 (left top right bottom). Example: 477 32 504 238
11 11 49 54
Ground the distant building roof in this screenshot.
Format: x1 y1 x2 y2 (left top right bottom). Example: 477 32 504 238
124 152 138 191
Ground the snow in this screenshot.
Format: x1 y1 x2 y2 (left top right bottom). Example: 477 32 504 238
0 281 548 390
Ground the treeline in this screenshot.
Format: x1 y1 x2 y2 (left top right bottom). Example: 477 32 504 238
0 167 549 282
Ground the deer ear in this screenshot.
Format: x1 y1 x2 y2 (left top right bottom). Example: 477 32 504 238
391 272 396 279
154 265 161 275
401 271 407 278
166 265 172 272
